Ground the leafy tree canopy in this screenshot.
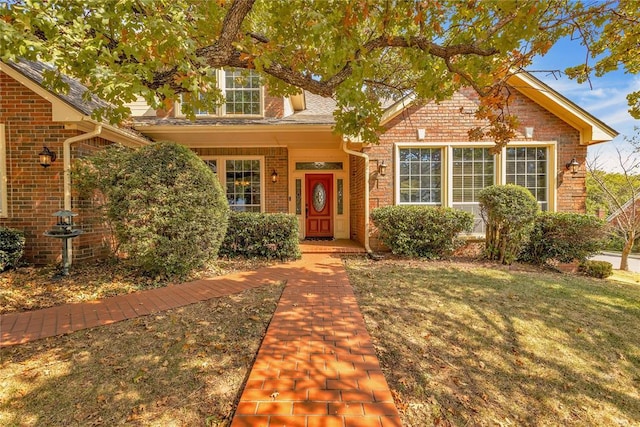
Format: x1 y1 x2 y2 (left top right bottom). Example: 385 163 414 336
1 0 638 146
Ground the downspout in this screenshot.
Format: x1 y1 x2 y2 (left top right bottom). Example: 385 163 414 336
63 123 103 263
342 138 373 255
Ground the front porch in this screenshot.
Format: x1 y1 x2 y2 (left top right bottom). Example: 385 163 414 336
299 239 366 254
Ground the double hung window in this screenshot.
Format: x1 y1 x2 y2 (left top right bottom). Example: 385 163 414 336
202 157 263 212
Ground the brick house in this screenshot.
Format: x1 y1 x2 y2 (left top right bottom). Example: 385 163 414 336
1 60 617 264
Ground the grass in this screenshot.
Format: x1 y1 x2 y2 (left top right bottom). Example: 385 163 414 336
0 258 273 314
0 282 284 426
344 257 640 427
609 269 640 286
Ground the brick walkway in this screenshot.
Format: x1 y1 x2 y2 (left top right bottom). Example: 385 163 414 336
0 248 401 426
0 268 276 347
231 254 401 427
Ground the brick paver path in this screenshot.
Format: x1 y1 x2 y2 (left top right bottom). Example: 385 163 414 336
0 268 277 347
1 250 401 426
231 254 401 427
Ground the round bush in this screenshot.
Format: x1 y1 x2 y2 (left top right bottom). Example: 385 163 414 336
479 184 539 264
521 212 608 264
579 260 613 278
371 205 473 258
75 141 229 276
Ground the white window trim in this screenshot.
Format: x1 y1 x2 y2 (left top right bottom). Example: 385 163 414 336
0 124 7 218
394 141 558 213
176 69 264 118
202 155 265 213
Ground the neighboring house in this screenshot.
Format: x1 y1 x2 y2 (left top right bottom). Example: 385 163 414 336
606 195 640 231
0 60 618 264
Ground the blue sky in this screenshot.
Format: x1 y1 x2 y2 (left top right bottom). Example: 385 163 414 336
529 37 640 172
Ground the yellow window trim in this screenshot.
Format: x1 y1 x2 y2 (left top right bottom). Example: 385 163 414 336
0 124 7 218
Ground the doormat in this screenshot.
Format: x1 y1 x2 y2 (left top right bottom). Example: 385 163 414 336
304 237 334 241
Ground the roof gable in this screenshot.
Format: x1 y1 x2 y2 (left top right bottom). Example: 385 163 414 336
2 59 111 120
380 72 618 145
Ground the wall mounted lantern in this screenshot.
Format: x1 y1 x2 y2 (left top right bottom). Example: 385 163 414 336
271 169 278 183
524 127 534 139
39 146 57 168
566 157 579 174
378 160 387 177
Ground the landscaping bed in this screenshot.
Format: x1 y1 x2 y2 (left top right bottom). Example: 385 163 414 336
0 258 274 314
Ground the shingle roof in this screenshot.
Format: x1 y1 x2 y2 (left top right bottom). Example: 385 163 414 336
6 59 111 116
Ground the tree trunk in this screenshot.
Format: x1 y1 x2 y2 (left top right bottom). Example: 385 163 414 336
620 231 635 271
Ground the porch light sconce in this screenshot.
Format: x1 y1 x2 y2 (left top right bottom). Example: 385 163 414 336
416 128 426 140
38 146 57 168
566 157 580 174
378 160 387 177
271 169 278 183
524 127 534 139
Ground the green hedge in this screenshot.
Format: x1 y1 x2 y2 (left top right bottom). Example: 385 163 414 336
521 212 608 264
0 227 25 271
73 141 229 277
220 212 301 260
371 205 473 258
579 260 613 278
479 184 539 264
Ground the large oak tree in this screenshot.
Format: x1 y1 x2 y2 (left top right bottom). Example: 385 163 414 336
1 0 638 145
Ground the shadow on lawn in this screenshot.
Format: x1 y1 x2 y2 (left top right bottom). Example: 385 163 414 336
347 260 640 426
0 283 284 426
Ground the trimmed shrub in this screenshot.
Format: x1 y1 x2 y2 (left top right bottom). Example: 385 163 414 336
521 212 608 265
479 184 539 264
74 141 229 277
0 227 25 271
579 260 613 278
371 205 473 258
220 212 300 260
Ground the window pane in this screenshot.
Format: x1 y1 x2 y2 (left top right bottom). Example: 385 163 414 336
226 159 261 211
398 148 442 204
451 147 494 233
224 68 261 115
506 147 547 208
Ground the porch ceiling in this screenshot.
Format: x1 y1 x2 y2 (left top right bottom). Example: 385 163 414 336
135 125 343 149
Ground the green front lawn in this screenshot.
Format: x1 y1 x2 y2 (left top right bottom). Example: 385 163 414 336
345 258 640 426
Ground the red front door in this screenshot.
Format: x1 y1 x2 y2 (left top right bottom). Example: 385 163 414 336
305 174 333 238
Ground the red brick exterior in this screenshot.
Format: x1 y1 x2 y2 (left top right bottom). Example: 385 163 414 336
349 155 366 244
0 71 113 265
2 65 598 262
348 88 587 250
191 147 288 213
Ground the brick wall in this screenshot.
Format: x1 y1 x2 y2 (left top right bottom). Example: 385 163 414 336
362 87 586 250
0 71 114 265
349 154 366 245
191 147 288 213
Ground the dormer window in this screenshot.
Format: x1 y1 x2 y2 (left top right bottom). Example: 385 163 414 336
181 68 263 117
224 69 262 115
